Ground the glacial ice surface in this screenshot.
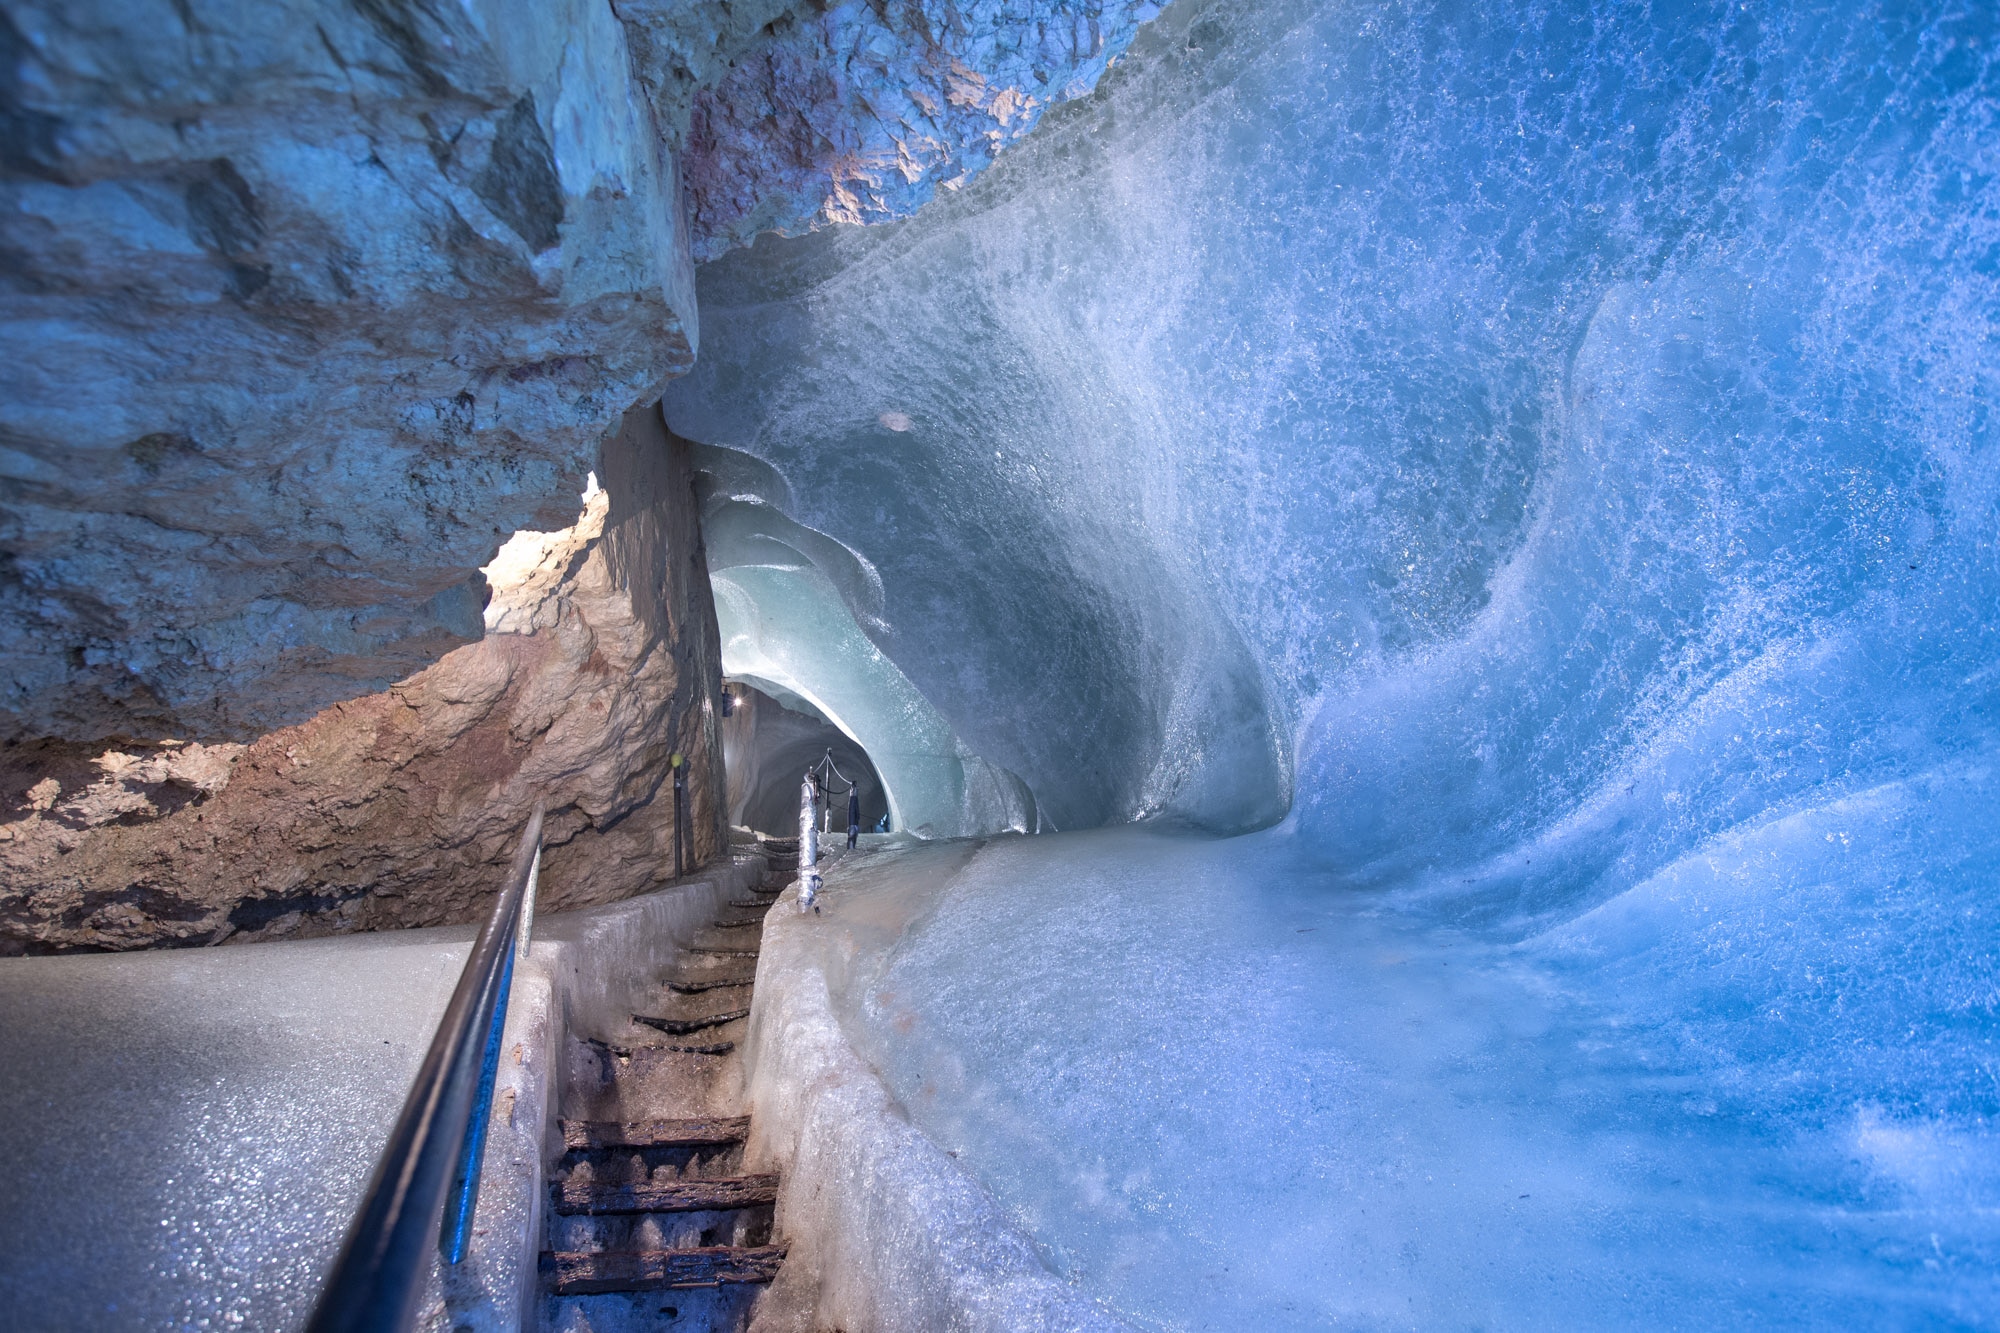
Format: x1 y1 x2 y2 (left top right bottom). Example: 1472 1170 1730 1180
835 828 2000 1328
667 0 2000 1318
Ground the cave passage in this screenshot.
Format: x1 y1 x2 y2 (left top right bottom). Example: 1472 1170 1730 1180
0 0 1995 1323
721 680 889 836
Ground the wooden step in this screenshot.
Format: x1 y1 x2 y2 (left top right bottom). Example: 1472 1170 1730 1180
561 1117 750 1151
553 1172 780 1216
712 915 766 930
688 944 760 959
664 973 756 994
634 1008 749 1036
543 1244 786 1295
657 1039 734 1056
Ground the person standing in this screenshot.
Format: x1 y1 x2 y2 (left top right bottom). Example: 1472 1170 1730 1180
847 784 861 849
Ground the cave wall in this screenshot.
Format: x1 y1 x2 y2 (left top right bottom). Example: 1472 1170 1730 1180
0 0 1164 754
0 407 727 954
0 0 701 743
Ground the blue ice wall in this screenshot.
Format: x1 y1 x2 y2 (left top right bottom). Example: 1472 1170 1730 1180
666 0 1999 909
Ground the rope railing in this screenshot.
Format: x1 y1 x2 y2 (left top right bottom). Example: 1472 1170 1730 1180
307 803 545 1333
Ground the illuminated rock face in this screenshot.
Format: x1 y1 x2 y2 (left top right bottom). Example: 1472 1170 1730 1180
0 409 726 954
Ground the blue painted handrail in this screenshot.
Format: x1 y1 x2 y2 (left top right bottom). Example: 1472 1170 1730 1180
307 804 544 1333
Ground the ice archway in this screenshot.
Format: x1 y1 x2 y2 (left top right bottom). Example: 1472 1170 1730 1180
695 443 1036 838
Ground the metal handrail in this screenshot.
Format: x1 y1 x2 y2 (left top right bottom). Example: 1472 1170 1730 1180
307 804 545 1333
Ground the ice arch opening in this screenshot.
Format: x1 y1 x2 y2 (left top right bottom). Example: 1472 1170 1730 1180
692 442 1037 838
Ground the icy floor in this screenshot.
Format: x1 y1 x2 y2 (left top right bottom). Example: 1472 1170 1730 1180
0 929 470 1330
820 829 1999 1330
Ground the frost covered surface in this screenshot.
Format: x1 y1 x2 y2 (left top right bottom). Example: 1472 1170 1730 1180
667 0 2000 843
671 0 2000 1319
0 928 469 1328
834 829 1999 1327
743 841 1138 1332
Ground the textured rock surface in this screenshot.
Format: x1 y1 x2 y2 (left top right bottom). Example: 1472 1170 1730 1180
0 408 727 954
0 0 695 742
0 0 1171 950
681 0 1163 259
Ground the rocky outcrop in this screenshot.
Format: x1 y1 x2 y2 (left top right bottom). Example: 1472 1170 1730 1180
0 0 1165 949
0 407 727 954
0 0 695 743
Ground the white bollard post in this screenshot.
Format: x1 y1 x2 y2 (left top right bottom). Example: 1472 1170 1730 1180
798 772 821 911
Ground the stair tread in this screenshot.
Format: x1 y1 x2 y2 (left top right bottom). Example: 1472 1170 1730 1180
634 1008 750 1035
562 1117 751 1150
554 1172 780 1215
664 973 756 994
543 1244 786 1294
688 944 761 958
657 1040 735 1056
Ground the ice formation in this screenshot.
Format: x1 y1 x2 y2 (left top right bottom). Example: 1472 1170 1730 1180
697 444 1039 837
664 0 2000 1320
830 828 1999 1327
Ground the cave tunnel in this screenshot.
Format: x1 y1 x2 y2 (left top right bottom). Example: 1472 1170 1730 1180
721 679 890 836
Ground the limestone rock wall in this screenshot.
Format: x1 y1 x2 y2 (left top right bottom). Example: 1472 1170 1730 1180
0 0 695 742
0 0 1167 747
0 407 727 955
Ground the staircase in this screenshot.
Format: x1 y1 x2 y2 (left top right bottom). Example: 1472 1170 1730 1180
541 838 801 1331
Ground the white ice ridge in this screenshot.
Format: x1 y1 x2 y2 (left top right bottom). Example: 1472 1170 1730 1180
742 840 1139 1332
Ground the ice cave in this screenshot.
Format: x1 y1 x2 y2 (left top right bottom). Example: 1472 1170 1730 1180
0 0 1995 1327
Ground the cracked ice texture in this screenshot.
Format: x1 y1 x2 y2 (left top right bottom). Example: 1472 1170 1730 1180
666 0 2000 1316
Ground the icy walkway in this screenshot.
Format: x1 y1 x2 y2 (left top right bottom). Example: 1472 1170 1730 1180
0 928 472 1329
755 828 1997 1330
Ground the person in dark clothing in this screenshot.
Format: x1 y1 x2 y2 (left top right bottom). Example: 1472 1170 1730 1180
846 785 861 849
